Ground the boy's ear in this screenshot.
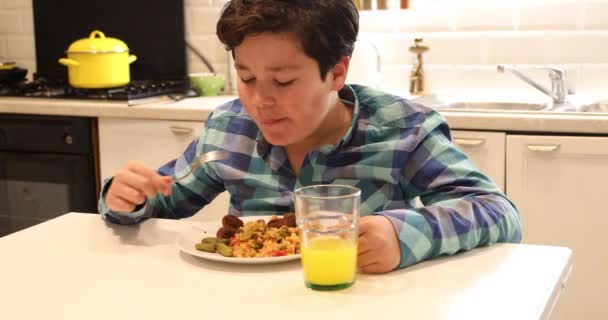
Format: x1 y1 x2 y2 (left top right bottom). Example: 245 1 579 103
328 56 350 91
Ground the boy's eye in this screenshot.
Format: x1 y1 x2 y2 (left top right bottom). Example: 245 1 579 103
241 78 255 84
275 79 295 87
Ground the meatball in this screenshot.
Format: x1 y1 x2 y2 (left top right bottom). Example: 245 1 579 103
267 217 286 229
283 213 296 227
222 215 244 229
216 226 237 239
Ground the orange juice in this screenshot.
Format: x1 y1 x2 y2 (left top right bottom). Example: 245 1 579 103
301 237 357 290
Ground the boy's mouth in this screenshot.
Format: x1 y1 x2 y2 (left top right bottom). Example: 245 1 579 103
261 117 287 126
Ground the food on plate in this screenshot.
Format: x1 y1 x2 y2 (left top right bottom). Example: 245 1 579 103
195 237 233 256
216 242 233 257
194 214 300 258
222 215 244 229
216 226 237 239
231 219 300 258
195 241 216 253
266 217 286 229
283 212 296 227
202 237 228 244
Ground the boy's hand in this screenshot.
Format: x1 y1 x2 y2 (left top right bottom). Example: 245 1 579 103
357 215 400 274
106 161 172 213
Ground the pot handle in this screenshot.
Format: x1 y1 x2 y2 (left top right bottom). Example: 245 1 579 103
128 55 137 64
90 30 106 39
58 58 79 67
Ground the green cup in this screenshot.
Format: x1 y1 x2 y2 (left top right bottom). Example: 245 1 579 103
190 73 225 96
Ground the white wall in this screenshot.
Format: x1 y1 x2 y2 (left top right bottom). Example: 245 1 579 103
1 0 607 97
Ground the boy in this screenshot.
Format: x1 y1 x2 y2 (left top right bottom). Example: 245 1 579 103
99 0 521 273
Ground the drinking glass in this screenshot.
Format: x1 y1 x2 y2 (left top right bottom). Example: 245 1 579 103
294 184 361 291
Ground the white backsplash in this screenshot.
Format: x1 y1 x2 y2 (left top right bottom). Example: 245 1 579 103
1 0 607 97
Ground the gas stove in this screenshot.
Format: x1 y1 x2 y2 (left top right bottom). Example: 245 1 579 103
0 78 190 101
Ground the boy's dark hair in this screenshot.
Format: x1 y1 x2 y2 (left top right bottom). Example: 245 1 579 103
216 0 359 80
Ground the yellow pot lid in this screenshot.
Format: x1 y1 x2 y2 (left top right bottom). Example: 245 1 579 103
66 30 129 53
0 61 16 70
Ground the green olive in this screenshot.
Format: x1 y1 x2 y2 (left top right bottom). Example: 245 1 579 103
195 242 216 252
216 238 230 244
216 243 233 257
201 237 218 244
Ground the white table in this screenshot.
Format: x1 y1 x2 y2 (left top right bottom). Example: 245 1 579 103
0 213 572 320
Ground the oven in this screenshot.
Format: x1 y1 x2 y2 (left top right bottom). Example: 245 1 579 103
0 114 98 237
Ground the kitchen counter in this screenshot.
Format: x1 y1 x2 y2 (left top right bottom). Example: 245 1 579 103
440 109 608 134
2 95 608 134
0 95 237 121
0 213 571 320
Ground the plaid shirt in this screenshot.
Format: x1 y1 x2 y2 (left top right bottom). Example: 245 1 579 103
99 84 522 268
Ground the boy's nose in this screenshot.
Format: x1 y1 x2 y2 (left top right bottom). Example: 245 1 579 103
253 90 275 108
258 97 275 108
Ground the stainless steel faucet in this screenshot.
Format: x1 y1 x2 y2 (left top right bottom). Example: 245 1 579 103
497 64 567 105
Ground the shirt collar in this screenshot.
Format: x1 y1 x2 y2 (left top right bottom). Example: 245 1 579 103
333 84 360 152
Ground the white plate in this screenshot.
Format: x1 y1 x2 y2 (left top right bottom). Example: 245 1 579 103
176 215 301 264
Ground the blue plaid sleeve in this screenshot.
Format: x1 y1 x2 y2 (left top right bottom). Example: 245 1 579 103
377 111 522 269
98 115 227 224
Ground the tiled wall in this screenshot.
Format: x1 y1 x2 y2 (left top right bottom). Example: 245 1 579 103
363 0 608 96
1 0 607 97
0 0 35 77
184 0 231 78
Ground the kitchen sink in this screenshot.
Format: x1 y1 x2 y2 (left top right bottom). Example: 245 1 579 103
434 101 549 112
415 94 608 113
578 101 608 113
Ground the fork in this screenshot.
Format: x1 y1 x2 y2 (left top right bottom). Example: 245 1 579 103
173 150 229 182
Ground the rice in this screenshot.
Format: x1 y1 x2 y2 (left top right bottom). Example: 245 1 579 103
230 218 300 258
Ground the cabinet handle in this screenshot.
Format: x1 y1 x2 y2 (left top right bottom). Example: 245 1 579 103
169 126 194 135
454 138 485 147
527 144 561 152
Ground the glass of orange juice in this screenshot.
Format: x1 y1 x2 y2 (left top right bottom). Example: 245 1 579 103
294 184 360 291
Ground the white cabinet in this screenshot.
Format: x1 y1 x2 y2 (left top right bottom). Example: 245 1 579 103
507 134 608 320
451 130 505 191
98 118 229 222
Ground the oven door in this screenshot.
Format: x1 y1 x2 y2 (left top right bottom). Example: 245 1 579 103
0 151 97 237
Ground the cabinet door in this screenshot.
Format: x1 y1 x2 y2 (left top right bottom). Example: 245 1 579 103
451 130 505 191
506 134 608 320
98 118 228 222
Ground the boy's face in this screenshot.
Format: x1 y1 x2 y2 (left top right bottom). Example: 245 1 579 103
234 32 346 147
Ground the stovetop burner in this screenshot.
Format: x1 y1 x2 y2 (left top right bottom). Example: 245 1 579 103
0 77 190 101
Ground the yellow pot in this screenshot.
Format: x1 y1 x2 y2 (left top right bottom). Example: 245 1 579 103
58 30 137 89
